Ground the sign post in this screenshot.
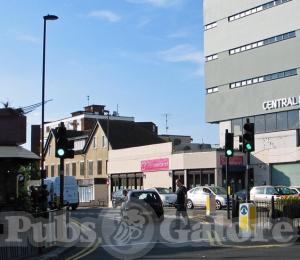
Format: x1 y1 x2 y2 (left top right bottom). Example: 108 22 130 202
239 203 256 238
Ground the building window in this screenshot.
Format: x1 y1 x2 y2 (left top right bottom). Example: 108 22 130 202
228 0 291 22
48 145 51 156
230 69 298 89
265 113 277 132
204 21 217 31
207 87 219 94
232 119 243 136
288 110 299 129
57 164 60 176
72 162 76 176
205 54 218 62
233 111 299 136
93 136 97 148
88 161 93 176
254 115 266 134
229 31 296 56
80 162 85 176
51 165 55 177
45 165 49 178
102 136 107 148
97 160 102 175
276 112 288 130
66 163 70 176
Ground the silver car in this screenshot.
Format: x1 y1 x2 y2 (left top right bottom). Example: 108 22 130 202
187 186 228 210
250 186 297 202
147 187 177 207
290 186 300 194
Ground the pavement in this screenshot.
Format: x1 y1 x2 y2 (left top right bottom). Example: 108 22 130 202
26 207 300 260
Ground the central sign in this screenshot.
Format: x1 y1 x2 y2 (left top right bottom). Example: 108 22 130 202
141 158 169 172
262 96 299 111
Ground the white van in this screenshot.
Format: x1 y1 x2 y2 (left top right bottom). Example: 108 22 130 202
44 176 79 210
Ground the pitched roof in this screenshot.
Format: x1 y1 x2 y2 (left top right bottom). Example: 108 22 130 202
0 146 39 160
85 120 165 150
44 129 90 155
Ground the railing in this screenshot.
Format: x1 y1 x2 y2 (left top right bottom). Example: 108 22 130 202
252 197 300 232
0 209 69 260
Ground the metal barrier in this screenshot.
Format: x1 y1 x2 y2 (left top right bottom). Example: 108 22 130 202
252 197 300 232
0 209 69 260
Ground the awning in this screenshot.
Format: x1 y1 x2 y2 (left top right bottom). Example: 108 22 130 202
0 146 40 160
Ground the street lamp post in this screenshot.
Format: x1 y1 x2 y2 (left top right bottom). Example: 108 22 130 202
104 110 110 203
41 14 58 186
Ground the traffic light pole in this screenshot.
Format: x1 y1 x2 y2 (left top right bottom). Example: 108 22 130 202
59 158 64 208
226 156 230 220
245 151 250 203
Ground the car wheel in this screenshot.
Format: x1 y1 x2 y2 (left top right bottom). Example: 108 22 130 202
187 199 194 209
216 200 222 210
71 205 77 210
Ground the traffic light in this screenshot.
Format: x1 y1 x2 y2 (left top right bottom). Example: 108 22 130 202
225 130 234 157
243 122 255 152
55 123 74 159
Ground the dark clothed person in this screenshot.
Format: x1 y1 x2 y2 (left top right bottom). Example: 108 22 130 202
174 180 190 229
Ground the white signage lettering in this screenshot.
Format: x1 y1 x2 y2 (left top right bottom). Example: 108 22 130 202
262 96 299 111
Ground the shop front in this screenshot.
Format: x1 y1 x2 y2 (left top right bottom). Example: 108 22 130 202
186 169 215 190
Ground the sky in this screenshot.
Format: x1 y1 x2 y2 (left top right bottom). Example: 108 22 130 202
0 0 219 148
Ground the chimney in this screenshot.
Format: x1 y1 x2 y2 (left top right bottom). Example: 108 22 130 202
84 105 105 115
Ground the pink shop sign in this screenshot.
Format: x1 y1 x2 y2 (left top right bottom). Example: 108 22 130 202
141 158 169 172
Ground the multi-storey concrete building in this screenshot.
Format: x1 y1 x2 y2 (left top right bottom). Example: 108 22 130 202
204 0 300 186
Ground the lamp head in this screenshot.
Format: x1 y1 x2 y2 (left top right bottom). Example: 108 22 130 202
43 14 59 21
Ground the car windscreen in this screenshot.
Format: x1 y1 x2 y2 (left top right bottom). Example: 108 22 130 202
131 192 160 202
275 187 294 195
209 186 226 195
156 188 172 194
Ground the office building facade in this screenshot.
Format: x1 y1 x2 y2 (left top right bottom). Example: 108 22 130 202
204 0 300 186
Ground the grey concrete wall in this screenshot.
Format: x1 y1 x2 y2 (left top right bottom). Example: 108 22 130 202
204 0 265 25
205 31 300 89
204 0 299 55
206 74 300 122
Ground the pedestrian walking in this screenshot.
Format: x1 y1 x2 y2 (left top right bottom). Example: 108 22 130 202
174 179 190 229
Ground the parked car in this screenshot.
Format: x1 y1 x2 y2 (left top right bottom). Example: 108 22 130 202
250 185 297 202
121 190 164 221
146 187 177 206
112 189 131 208
187 186 228 210
290 186 300 194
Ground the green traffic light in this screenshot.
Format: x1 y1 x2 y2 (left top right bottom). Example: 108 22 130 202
245 143 252 151
57 148 65 157
226 150 233 156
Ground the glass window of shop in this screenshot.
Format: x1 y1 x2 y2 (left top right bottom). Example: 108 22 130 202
232 119 243 136
277 111 288 130
187 169 215 190
265 113 277 132
288 110 299 129
172 170 184 192
111 173 143 193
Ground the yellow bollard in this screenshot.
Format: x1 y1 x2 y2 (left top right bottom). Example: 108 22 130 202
206 194 216 216
239 203 256 237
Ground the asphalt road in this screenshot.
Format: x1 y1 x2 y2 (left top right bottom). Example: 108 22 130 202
59 207 300 260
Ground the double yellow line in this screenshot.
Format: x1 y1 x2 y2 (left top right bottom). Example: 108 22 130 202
66 219 101 260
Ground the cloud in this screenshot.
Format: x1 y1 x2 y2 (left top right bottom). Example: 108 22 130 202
16 34 39 44
168 29 190 38
126 0 182 7
158 44 203 64
88 10 121 22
